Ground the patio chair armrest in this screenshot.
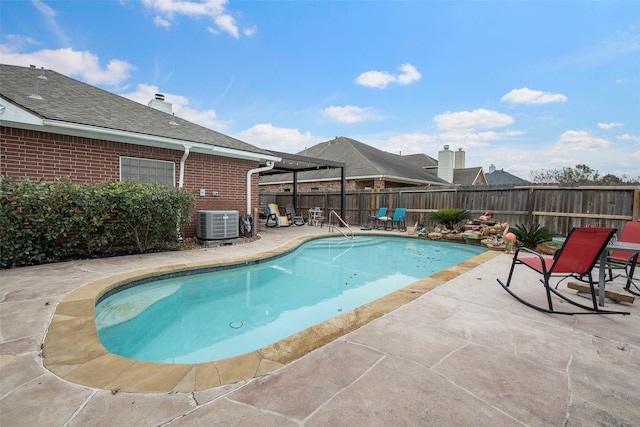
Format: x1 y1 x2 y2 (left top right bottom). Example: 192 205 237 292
514 246 552 275
513 246 536 257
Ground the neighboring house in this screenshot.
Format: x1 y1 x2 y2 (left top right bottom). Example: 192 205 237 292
260 138 486 192
485 164 530 185
0 64 280 237
404 145 487 186
260 136 449 192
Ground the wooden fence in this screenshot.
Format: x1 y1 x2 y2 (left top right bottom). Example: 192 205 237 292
260 184 640 236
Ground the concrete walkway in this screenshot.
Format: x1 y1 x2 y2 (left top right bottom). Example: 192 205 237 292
1 225 639 426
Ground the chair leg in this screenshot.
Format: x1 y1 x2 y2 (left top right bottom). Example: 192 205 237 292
265 215 277 227
498 262 630 315
543 277 554 312
503 257 519 288
624 254 639 295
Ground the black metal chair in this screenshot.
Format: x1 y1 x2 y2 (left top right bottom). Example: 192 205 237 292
285 204 305 226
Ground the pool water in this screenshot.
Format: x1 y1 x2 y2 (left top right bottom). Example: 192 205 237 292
96 236 485 364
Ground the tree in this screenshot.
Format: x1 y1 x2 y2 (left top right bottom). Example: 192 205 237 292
530 164 638 184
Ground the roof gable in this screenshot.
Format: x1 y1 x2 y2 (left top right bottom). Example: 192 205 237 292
486 169 530 185
262 137 448 185
453 167 486 185
402 153 438 169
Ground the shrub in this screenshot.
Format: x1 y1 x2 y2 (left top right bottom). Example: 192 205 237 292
427 208 473 229
0 176 195 268
511 223 556 249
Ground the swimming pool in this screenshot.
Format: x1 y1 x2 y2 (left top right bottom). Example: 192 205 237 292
96 236 486 364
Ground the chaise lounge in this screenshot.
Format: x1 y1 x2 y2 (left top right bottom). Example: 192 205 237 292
265 203 291 227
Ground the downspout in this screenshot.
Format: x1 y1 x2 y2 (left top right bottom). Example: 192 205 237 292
246 161 275 215
176 145 191 241
178 145 191 188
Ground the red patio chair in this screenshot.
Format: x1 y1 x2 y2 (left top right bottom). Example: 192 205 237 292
497 227 629 315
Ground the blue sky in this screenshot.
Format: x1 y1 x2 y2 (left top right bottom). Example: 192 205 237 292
2 0 639 180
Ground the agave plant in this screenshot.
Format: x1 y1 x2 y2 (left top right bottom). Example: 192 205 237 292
427 208 473 230
511 223 556 249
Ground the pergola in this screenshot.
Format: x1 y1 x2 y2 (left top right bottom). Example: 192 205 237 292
261 150 346 220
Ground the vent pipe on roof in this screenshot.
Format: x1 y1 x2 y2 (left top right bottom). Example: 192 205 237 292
148 93 172 114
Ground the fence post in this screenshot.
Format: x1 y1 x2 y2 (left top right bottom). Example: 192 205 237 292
526 187 534 224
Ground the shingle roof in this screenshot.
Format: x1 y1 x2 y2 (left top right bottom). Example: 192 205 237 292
402 153 438 169
453 167 486 185
0 64 271 156
485 169 530 185
261 136 448 185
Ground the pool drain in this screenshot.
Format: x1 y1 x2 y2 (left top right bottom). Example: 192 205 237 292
229 321 243 329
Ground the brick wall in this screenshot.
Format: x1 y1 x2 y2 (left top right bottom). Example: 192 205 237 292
1 126 260 237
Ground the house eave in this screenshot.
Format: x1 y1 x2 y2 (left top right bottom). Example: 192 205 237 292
259 173 446 187
1 117 280 163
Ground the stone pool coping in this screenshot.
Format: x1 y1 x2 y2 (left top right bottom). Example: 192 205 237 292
43 234 500 393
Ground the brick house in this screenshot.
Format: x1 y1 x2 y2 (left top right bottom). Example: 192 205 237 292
260 137 486 192
0 64 280 237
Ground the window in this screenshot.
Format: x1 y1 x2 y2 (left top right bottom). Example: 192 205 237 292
310 187 319 192
120 156 175 186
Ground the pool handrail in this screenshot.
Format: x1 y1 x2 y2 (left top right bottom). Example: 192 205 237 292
328 210 354 239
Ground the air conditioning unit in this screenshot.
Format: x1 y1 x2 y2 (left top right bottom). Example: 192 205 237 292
197 210 239 240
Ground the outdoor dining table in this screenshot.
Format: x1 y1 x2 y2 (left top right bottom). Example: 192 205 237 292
597 240 640 306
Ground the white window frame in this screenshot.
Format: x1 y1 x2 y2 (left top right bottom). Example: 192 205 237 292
120 156 176 186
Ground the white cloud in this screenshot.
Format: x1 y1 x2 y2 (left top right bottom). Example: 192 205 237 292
140 0 255 38
0 44 135 88
234 124 315 151
433 109 514 132
618 133 640 143
501 87 568 104
0 35 37 51
395 63 422 85
598 122 623 129
384 132 439 155
354 63 421 88
553 130 610 153
120 84 227 130
437 130 526 148
354 70 395 89
243 25 258 37
323 105 377 124
154 16 171 28
214 14 239 38
32 0 69 46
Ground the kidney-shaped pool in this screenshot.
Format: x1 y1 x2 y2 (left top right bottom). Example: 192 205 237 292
96 235 486 364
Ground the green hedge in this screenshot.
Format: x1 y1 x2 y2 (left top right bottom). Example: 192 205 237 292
0 176 195 268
